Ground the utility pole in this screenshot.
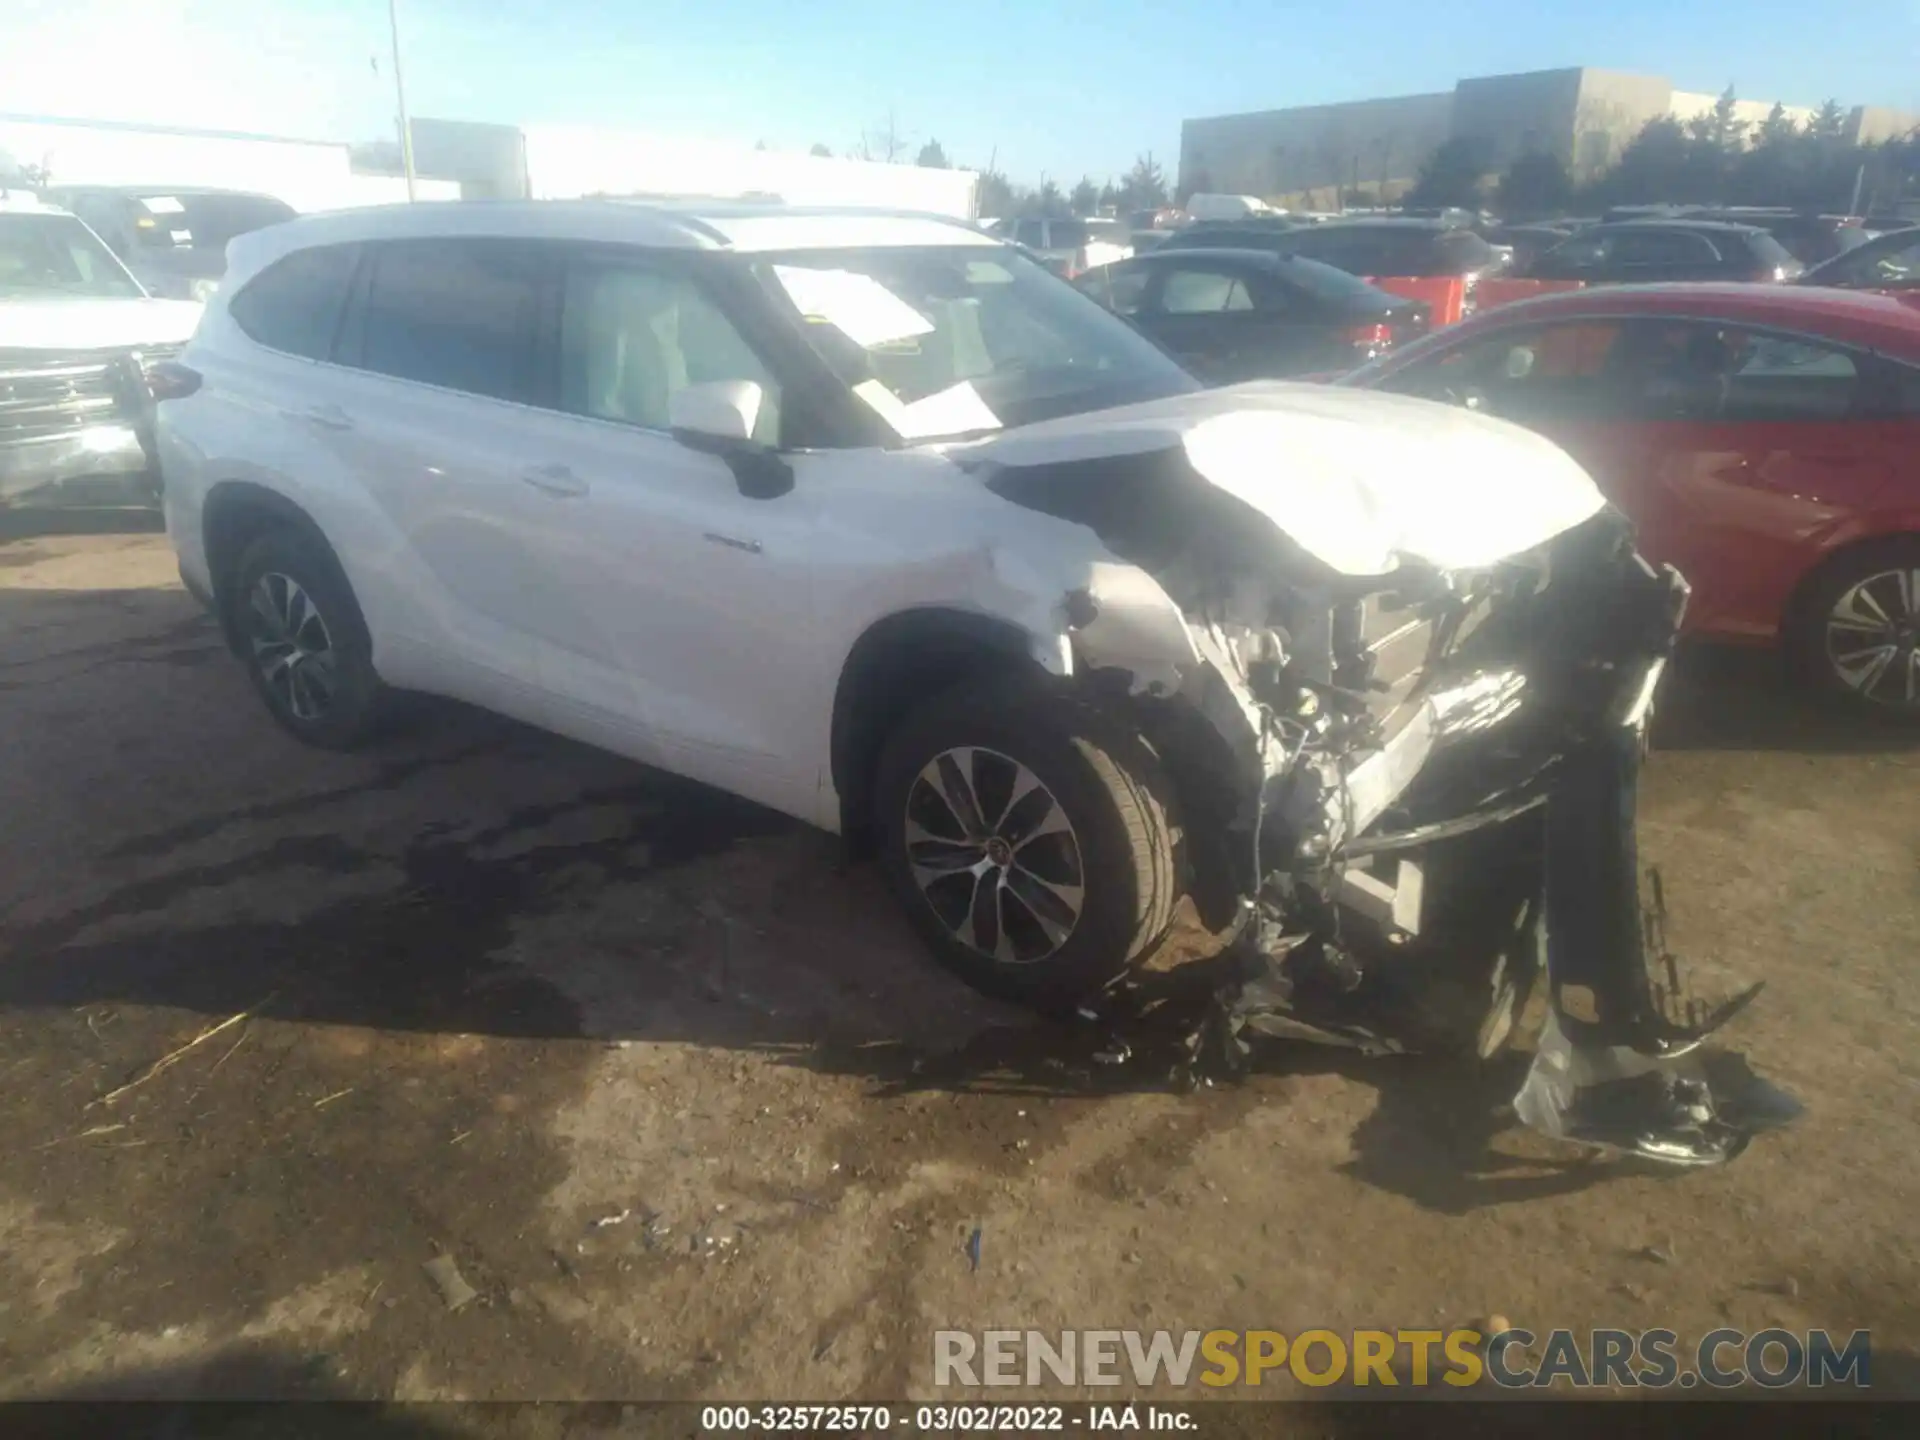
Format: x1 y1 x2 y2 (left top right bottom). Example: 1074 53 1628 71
389 0 417 201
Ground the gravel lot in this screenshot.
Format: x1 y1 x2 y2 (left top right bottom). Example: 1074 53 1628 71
1 521 1917 1422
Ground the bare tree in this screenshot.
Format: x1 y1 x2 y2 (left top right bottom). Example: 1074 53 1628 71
854 109 911 164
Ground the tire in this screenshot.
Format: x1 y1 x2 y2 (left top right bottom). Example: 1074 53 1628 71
229 527 389 750
1786 537 1920 721
872 676 1182 1013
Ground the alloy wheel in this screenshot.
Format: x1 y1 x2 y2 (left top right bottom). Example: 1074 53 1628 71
902 746 1086 965
245 572 338 722
1825 568 1920 709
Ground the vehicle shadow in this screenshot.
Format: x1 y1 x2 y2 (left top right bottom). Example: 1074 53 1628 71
0 506 166 542
0 583 1815 1220
3 1346 514 1439
1653 641 1919 755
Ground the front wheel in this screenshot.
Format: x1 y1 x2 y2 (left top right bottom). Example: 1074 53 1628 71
1788 538 1920 719
872 678 1182 1013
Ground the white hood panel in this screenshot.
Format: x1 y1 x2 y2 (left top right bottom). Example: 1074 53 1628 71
0 297 203 354
971 381 1607 576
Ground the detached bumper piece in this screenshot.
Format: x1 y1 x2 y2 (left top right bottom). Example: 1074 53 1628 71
1511 674 1800 1166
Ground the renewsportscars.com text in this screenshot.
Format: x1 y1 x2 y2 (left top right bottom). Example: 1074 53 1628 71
934 1327 1873 1390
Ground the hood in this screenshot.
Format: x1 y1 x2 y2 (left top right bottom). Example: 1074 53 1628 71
966 381 1606 576
0 297 203 354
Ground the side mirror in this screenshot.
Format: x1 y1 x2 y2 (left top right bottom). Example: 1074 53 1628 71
668 380 762 444
667 380 793 501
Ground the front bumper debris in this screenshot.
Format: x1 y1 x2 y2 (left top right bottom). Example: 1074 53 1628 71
1206 561 1795 1167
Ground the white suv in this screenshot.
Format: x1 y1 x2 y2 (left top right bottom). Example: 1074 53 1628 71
156 200 1782 1165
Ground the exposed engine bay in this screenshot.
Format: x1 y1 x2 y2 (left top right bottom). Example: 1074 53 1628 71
981 437 1800 1167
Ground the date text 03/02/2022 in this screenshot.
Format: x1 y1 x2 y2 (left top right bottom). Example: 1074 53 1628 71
698 1405 1194 1432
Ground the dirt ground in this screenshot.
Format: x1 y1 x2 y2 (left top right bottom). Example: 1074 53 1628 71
1 519 1917 1423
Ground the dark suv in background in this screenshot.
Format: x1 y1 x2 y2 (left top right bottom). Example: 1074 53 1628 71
1523 220 1802 284
41 186 296 300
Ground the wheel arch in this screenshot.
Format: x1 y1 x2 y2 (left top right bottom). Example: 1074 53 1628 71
1782 526 1920 636
201 482 353 655
829 608 1061 852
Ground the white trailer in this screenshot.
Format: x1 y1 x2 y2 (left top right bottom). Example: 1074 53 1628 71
520 124 979 218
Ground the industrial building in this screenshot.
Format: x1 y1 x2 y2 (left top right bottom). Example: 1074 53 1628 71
1180 69 1919 204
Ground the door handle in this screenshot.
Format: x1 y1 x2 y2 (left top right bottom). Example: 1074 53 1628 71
520 463 589 499
291 403 354 431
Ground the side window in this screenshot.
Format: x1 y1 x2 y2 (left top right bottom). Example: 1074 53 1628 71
1161 267 1255 314
1610 324 1861 422
1074 263 1149 315
1537 234 1609 271
1611 230 1717 265
228 243 360 361
559 261 782 445
1012 220 1045 248
1381 321 1628 420
1863 236 1920 288
357 240 539 402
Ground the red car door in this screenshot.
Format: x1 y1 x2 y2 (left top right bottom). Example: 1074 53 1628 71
1598 321 1906 641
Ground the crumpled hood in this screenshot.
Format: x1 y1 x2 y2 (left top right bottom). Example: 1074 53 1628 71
966 381 1606 576
0 296 202 354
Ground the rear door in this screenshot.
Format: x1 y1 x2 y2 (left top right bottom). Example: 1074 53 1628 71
316 236 557 706
1597 320 1911 637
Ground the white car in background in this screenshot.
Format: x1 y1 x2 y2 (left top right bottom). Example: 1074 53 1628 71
0 193 200 507
992 216 1133 277
153 199 1787 1167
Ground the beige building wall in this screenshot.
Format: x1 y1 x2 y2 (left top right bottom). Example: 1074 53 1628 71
1180 92 1452 201
1181 70 1919 202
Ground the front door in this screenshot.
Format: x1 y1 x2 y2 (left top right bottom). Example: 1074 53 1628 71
502 251 823 805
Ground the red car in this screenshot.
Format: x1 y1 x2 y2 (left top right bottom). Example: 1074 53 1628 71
1340 284 1920 715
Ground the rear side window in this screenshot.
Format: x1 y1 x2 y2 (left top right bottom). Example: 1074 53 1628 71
1615 323 1862 422
1611 230 1720 264
1856 234 1920 286
228 244 359 360
1279 255 1392 302
1160 266 1256 313
355 240 541 402
1074 263 1150 315
1432 230 1497 273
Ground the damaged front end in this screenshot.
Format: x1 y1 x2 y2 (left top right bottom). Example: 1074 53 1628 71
983 422 1797 1167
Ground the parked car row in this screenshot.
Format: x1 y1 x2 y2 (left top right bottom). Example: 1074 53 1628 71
143 198 1786 1163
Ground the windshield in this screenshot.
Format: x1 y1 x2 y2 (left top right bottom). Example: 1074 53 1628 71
756 244 1195 440
0 213 144 299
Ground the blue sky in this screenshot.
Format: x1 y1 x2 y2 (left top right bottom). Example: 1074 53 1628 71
5 0 1917 183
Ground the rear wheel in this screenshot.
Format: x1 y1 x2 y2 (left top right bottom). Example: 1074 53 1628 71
873 678 1182 1013
230 528 388 749
1788 538 1920 719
